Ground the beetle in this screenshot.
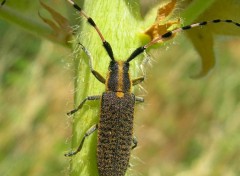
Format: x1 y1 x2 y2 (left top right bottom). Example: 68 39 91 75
65 0 240 175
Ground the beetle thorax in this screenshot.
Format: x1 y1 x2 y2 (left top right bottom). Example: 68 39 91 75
106 61 132 94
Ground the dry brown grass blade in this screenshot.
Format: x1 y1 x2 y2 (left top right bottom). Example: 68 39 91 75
39 0 73 46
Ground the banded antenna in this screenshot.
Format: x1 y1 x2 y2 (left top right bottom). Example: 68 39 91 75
66 0 115 61
127 19 240 62
66 1 240 63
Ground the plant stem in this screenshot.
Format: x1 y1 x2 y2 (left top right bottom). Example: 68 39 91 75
69 0 142 176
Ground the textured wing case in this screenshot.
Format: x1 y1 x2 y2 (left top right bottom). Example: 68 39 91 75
97 92 135 176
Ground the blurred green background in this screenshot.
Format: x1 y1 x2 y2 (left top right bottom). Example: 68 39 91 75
1 0 240 176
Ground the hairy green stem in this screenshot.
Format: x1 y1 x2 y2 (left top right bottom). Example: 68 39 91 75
69 0 142 176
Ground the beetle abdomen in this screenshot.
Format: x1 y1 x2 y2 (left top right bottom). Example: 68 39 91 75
97 92 135 176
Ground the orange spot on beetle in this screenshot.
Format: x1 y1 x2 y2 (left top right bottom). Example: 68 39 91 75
116 92 124 98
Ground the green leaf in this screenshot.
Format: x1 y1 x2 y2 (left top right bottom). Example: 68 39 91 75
182 0 240 77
